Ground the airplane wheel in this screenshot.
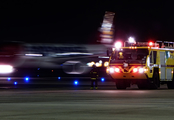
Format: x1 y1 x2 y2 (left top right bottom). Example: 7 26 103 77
62 61 87 74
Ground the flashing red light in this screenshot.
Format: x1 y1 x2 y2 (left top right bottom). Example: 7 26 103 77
115 68 120 73
149 42 153 46
133 68 138 73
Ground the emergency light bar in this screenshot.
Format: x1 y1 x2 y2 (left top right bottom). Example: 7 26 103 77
128 37 136 43
124 41 159 47
115 42 122 49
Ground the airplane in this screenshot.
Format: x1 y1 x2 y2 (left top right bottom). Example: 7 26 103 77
0 41 112 78
0 11 115 79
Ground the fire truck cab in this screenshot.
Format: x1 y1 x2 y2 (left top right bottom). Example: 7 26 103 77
106 40 174 89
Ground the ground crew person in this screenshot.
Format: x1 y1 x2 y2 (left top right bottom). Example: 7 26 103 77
90 64 99 89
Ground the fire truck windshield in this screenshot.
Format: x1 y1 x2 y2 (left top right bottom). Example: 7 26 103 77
110 48 149 64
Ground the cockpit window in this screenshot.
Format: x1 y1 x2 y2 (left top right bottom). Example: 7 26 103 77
110 48 149 64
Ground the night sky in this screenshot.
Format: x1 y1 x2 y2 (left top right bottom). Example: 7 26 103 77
1 1 174 44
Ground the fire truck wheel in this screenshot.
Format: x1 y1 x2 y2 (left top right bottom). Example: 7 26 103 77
151 72 160 89
116 81 127 90
167 70 174 89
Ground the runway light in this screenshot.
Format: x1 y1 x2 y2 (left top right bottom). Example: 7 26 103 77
25 77 29 82
58 77 61 79
101 78 105 82
7 77 11 81
74 80 78 85
14 82 17 85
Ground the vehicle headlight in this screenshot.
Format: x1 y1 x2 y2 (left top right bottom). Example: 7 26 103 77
109 67 114 73
138 68 144 73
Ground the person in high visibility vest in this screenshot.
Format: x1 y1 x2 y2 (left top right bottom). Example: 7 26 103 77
90 64 99 89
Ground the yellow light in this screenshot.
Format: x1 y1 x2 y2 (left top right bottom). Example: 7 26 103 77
119 52 123 55
106 68 110 73
87 61 95 67
104 61 109 67
96 62 102 67
118 52 124 59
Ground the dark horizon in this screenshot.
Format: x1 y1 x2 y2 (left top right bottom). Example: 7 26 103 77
1 1 174 44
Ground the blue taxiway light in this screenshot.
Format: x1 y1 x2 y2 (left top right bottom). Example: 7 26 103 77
25 77 29 82
7 78 11 81
58 77 61 79
74 80 78 85
101 78 105 82
14 82 17 85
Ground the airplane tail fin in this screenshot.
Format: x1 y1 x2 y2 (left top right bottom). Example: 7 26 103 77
98 11 115 44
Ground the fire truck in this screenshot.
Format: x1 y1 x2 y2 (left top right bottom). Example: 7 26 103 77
106 40 174 89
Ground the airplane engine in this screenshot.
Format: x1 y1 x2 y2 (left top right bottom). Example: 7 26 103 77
62 61 90 74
